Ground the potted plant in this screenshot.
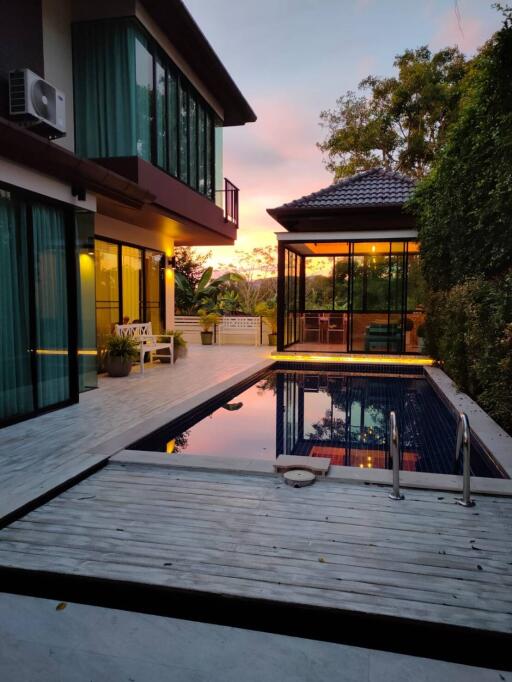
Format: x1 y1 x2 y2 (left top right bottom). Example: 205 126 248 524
255 300 277 345
405 317 414 350
104 335 139 377
157 330 188 363
198 310 221 345
416 323 426 353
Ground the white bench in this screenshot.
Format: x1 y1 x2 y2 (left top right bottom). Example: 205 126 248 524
219 317 261 346
114 322 174 375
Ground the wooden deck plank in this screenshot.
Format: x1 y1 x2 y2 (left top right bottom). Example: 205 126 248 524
1 466 511 636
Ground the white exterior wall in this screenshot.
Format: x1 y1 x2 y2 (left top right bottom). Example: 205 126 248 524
0 157 96 211
42 0 74 152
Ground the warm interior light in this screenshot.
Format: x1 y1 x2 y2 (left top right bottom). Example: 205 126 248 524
271 353 434 366
371 245 376 253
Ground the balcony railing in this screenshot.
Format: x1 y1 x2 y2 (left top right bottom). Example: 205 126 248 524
216 178 239 227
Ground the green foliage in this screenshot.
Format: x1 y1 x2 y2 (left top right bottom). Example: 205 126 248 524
105 334 139 360
410 8 512 433
198 310 221 332
255 299 277 333
425 276 512 432
160 330 187 350
174 247 212 288
319 46 467 179
174 266 242 314
410 14 512 290
216 246 277 314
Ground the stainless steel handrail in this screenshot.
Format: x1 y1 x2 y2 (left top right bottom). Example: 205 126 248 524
388 411 404 501
455 412 475 507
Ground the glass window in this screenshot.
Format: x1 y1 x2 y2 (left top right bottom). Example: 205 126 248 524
198 105 206 194
214 122 223 205
32 204 70 408
0 191 33 421
334 256 349 310
305 257 333 310
167 70 178 176
76 213 97 392
135 36 153 161
178 80 189 182
122 245 143 323
145 250 164 333
155 59 166 169
95 240 119 348
188 94 198 190
206 114 213 200
73 19 220 200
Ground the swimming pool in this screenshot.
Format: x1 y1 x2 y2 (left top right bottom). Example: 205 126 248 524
130 364 505 478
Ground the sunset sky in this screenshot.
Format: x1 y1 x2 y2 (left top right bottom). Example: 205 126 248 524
185 0 502 267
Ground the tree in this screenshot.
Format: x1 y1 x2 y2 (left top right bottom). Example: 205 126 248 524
318 46 467 179
217 246 277 314
174 247 212 288
174 267 242 315
409 6 512 433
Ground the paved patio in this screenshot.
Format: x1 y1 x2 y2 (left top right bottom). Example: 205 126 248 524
0 345 271 523
0 593 509 682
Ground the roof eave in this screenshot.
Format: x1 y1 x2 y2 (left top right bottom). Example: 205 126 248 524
141 0 256 126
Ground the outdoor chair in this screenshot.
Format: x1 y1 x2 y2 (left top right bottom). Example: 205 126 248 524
303 313 321 343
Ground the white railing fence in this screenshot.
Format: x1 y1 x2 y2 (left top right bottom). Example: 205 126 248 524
175 316 274 346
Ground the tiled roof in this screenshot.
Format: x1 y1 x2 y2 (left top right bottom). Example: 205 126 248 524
275 168 415 211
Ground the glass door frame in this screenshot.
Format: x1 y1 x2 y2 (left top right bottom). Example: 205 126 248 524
278 239 421 355
94 236 166 343
0 182 79 428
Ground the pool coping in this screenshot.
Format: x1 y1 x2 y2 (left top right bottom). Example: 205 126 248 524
111 450 512 496
424 367 512 479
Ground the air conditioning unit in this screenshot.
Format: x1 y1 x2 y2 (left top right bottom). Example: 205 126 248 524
9 69 66 139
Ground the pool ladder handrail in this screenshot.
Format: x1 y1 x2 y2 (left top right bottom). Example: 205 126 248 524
455 412 475 507
388 411 404 501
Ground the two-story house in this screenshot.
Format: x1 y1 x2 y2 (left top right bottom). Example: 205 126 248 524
0 0 255 426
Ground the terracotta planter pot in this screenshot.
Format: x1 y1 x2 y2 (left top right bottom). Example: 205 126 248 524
201 331 214 345
268 333 277 346
105 355 132 377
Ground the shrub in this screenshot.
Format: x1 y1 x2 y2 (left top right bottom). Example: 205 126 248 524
105 334 139 360
425 273 512 433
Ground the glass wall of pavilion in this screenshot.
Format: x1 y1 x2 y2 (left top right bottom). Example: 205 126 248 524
277 238 426 354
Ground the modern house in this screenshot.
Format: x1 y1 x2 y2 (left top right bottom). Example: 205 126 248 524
0 0 255 426
267 169 425 355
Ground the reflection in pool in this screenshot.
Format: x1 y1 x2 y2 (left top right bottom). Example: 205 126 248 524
129 367 505 478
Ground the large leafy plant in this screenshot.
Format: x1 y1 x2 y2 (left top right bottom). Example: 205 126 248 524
105 335 139 360
175 267 242 314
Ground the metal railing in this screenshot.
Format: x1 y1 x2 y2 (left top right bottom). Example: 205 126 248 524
216 178 239 227
388 411 404 500
455 412 475 507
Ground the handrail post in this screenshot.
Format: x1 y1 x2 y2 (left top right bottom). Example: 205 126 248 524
455 413 475 507
388 411 404 501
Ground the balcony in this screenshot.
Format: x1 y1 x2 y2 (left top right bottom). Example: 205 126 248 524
217 178 239 228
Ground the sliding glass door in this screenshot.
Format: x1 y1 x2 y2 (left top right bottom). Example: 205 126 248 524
0 191 33 421
0 190 77 426
95 239 164 347
32 204 72 408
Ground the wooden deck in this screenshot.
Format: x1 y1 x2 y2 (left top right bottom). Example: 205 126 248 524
0 346 271 523
1 463 511 647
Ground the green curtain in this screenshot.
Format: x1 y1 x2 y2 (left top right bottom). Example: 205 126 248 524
0 193 33 421
32 204 70 408
73 21 137 158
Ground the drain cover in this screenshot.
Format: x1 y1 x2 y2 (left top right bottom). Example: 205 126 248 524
283 469 316 488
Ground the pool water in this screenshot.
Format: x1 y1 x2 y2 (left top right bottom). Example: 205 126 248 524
130 366 505 478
